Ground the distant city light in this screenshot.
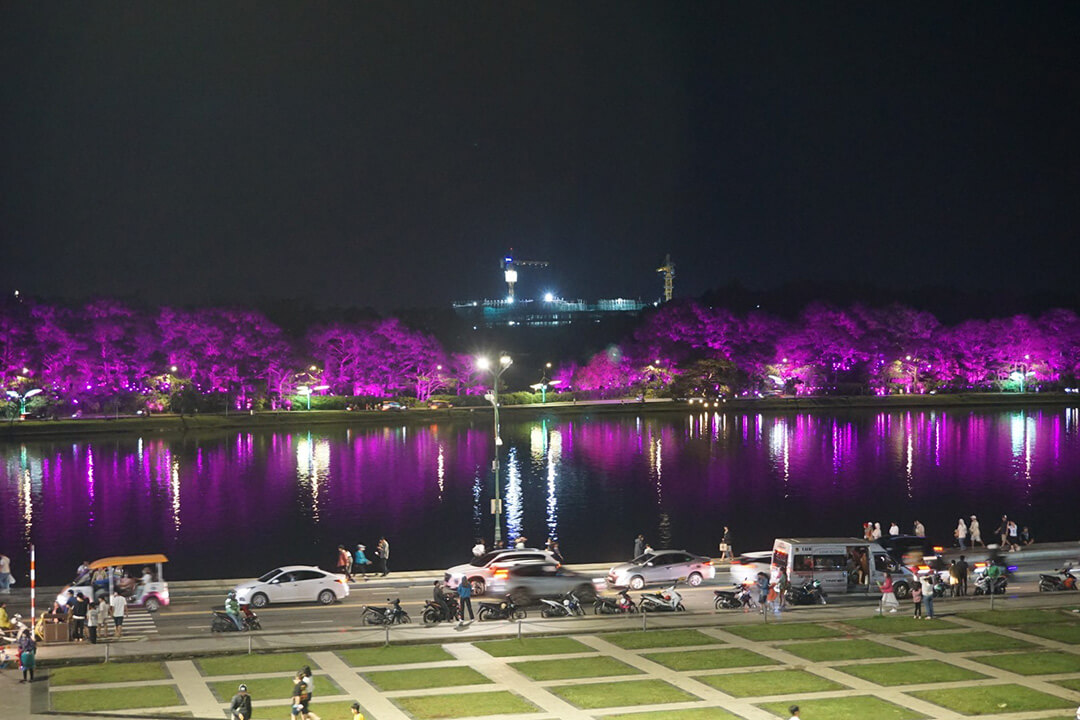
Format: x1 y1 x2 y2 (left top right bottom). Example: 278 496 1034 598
543 292 554 302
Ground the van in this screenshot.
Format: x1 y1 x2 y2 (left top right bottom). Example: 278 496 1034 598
771 538 916 599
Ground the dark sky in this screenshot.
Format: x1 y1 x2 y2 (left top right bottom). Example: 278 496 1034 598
2 3 1079 312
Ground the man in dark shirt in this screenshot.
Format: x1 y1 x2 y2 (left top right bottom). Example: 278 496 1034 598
955 556 969 596
71 592 90 641
291 679 309 718
433 580 452 621
230 684 252 720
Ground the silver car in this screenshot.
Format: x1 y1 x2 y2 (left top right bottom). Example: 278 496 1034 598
444 548 558 595
489 562 600 605
607 550 716 590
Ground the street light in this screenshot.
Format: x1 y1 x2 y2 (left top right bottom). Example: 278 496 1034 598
6 388 42 419
477 354 512 546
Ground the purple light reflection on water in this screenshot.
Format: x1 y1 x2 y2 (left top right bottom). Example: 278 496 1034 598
1 407 1079 585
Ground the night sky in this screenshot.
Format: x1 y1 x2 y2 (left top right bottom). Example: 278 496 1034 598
3 3 1079 312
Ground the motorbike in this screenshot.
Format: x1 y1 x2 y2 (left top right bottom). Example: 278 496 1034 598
539 591 586 618
713 586 745 610
210 605 262 632
421 593 460 625
784 579 828 606
972 573 1008 595
639 583 685 612
1038 568 1078 592
594 589 638 614
0 613 29 645
362 598 411 625
478 596 528 621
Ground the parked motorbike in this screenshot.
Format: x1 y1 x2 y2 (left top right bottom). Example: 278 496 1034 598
972 573 1008 595
210 606 262 632
784 580 828 606
639 583 685 612
539 591 585 618
595 589 638 614
478 596 528 621
0 613 29 645
362 598 411 625
713 586 744 610
421 593 460 625
1038 568 1078 592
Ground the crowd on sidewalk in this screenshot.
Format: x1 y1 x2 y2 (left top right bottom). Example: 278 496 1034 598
335 537 391 581
861 514 1034 552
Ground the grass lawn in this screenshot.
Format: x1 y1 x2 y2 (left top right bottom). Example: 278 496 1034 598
602 629 718 650
837 659 988 686
473 636 590 657
760 695 927 719
603 708 742 719
724 622 845 641
781 638 911 662
48 661 169 686
395 690 537 718
900 630 1035 653
695 668 847 697
365 666 492 691
1053 678 1080 692
337 644 453 666
196 651 313 676
209 674 338 701
971 651 1080 675
959 608 1070 626
1014 622 1080 644
909 683 1075 715
843 616 957 634
510 656 641 681
551 679 700 709
51 685 180 713
643 647 778 671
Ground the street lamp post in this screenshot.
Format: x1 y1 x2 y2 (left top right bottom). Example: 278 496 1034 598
477 354 512 547
5 388 43 419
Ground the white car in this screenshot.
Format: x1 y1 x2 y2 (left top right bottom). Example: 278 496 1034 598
234 566 349 607
444 548 558 595
606 549 716 589
729 551 774 586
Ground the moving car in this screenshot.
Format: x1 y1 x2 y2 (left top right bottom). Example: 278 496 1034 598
427 400 453 409
728 551 774 586
607 550 715 590
233 566 349 607
488 562 600 604
57 554 171 612
378 401 407 411
444 548 558 595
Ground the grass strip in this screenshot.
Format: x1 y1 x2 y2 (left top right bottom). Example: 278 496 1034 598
473 636 590 657
760 695 926 718
602 629 718 650
900 630 1035 653
551 679 699 709
781 638 910 662
48 661 169 686
970 651 1080 675
603 708 742 719
837 659 988 686
51 685 180 712
644 647 777 671
1014 622 1080 644
958 608 1070 626
197 651 312 676
843 616 957 634
724 623 844 641
395 690 537 718
337 644 453 666
511 655 641 681
1053 678 1080 692
695 668 846 697
909 683 1074 715
366 666 491 691
209 674 338 701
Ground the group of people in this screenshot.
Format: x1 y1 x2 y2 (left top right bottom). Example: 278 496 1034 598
862 520 926 540
432 578 474 624
955 515 1032 551
470 535 565 561
228 665 366 720
50 588 130 642
336 537 390 582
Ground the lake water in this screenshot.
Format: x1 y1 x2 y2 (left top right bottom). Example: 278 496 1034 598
2 406 1078 584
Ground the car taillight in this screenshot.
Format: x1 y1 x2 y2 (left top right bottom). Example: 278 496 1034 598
703 560 712 566
916 565 929 572
932 546 944 553
493 570 508 579
974 562 986 569
336 578 346 585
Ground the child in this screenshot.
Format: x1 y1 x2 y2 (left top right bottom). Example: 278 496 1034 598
911 578 923 618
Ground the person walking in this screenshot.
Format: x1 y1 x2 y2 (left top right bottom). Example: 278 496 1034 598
230 683 252 720
913 520 926 537
337 545 354 582
1006 521 1020 551
911 578 923 618
350 701 365 720
719 527 734 562
879 573 900 613
755 572 770 614
955 555 969 597
955 518 968 550
290 678 310 720
70 592 90 641
110 590 127 638
920 572 935 619
0 552 12 594
376 537 390 577
456 576 474 624
353 544 371 580
996 515 1009 548
969 516 982 547
95 596 110 640
633 534 645 559
86 595 99 644
18 628 36 683
788 705 800 719
550 541 564 564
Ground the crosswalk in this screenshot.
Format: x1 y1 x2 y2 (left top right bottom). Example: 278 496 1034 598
109 606 158 640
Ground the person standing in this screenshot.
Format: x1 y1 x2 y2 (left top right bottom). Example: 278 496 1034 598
110 590 127 638
18 628 36 683
354 545 371 580
913 520 926 538
920 572 935 619
888 522 900 537
969 516 982 547
96 596 111 640
377 537 390 577
513 536 527 549
879 573 900 613
71 592 90 641
230 683 252 720
911 578 923 618
472 538 486 557
871 522 882 540
1006 521 1020 551
633 534 645 559
337 545 353 582
457 577 474 624
720 527 733 562
776 566 791 609
755 572 769 614
550 541 564 564
86 595 99 644
955 555 969 597
0 552 12 594
996 515 1009 548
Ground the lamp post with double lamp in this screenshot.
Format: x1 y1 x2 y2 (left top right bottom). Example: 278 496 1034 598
5 388 43 420
477 354 512 547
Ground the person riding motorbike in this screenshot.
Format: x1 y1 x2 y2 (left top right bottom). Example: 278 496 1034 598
432 580 453 622
225 591 243 631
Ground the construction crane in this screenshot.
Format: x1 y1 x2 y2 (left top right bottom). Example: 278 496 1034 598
502 253 549 301
656 253 675 302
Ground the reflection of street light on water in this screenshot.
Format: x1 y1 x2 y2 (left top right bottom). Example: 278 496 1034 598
477 354 512 547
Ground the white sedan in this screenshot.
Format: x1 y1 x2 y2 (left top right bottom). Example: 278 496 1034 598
234 566 349 607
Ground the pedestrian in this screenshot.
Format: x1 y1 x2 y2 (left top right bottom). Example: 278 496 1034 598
879 573 900 613
514 536 527 549
472 538 486 557
299 665 314 706
290 678 310 720
96 596 110 640
0 601 9 632
788 705 800 719
110 590 127 638
911 578 923 618
872 522 882 540
71 591 90 641
633 534 645 559
863 522 873 541
376 537 390 576
1007 521 1020 551
888 522 900 536
545 536 556 552
955 518 968 550
350 701 365 720
776 566 790 609
87 594 99 644
337 545 353 582
550 541 564 564
0 552 12 594
18 628 36 683
719 526 734 562
755 572 769 614
354 544 371 580
969 515 982 547
457 576 474 623
913 520 926 537
230 683 252 720
920 572 935 619
955 555 969 596
996 515 1009 547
